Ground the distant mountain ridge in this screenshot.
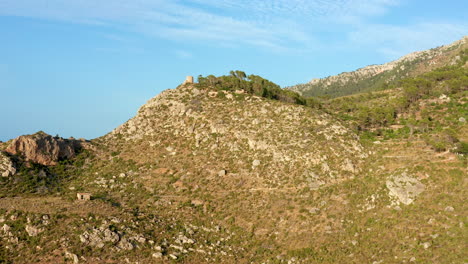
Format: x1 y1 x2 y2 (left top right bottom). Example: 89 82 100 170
287 36 468 98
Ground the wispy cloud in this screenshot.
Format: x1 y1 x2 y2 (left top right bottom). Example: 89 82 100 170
0 0 397 50
349 22 468 59
175 50 193 59
0 0 465 53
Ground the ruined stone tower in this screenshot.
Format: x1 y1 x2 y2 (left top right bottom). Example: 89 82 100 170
184 76 194 84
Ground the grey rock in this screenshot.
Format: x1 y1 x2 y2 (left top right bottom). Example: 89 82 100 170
421 242 431 249
80 227 120 248
0 152 16 177
1 224 11 233
252 160 261 167
117 238 134 250
25 225 44 237
65 251 79 264
177 234 195 244
386 172 425 206
191 199 204 206
444 206 454 212
102 228 119 243
152 252 163 258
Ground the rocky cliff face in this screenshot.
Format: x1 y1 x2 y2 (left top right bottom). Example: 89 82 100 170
5 132 84 166
287 36 468 97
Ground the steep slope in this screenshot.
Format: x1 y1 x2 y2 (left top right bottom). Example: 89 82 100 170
103 84 366 191
287 36 468 98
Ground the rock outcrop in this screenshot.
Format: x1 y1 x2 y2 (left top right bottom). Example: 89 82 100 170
5 131 83 166
80 226 121 248
386 172 425 206
25 224 44 237
0 151 16 177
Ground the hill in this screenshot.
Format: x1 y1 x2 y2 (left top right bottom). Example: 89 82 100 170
0 46 466 263
287 36 468 98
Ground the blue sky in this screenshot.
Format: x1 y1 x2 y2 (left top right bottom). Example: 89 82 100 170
0 0 467 141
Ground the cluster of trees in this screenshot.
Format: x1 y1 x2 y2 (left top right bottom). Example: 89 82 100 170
196 71 321 108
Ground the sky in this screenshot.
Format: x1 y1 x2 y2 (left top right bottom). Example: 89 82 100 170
0 0 467 141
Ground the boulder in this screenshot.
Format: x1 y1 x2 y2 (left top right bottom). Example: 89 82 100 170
252 160 261 167
80 227 120 248
5 131 83 166
152 252 163 258
65 251 79 264
0 152 16 177
25 225 44 237
117 237 134 250
386 172 425 206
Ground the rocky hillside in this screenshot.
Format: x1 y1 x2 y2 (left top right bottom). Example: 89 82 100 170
287 36 468 98
0 83 372 263
0 41 466 263
104 84 366 192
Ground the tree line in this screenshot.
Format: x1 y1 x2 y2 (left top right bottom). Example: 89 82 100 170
196 71 321 108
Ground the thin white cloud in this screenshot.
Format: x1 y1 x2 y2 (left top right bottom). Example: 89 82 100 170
0 0 465 54
175 50 193 59
349 22 468 59
0 0 400 51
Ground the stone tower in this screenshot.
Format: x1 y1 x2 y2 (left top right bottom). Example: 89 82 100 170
184 76 194 84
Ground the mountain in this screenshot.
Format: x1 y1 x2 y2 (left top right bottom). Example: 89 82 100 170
287 36 468 98
0 40 466 263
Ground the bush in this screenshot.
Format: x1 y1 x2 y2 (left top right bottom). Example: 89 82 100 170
454 142 468 155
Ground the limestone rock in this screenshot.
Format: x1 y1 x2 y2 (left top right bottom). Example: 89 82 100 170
65 251 79 264
0 152 16 177
80 227 120 248
117 238 134 250
5 131 84 166
444 206 454 212
25 225 44 237
252 160 261 167
386 172 425 206
191 199 204 206
2 224 11 233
